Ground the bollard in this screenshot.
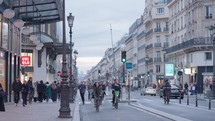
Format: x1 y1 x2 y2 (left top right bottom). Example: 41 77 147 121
179 91 181 104
187 91 189 105
209 99 211 110
195 93 198 107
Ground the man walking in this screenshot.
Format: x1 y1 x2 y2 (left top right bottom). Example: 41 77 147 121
12 77 22 106
79 81 86 105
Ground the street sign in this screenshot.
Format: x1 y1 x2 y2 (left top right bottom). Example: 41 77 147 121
21 56 30 66
165 63 174 77
126 62 132 70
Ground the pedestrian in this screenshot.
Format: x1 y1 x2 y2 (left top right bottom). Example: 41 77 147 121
33 81 38 102
57 82 61 101
21 80 28 107
37 80 46 102
12 77 22 106
45 82 51 102
0 83 5 112
184 82 188 95
27 77 34 104
51 81 58 102
87 83 93 101
192 84 196 95
78 81 86 105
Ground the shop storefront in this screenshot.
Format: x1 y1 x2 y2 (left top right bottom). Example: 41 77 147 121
0 50 6 91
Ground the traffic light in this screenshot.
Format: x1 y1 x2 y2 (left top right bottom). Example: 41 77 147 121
121 51 126 63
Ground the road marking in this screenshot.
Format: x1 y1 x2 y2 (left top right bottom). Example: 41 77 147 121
141 98 153 102
130 102 192 121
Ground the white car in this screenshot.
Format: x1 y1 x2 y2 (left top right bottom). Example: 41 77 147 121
141 86 156 96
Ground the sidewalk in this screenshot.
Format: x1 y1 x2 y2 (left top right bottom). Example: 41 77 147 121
0 98 80 121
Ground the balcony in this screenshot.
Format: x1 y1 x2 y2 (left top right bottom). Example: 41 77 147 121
145 44 153 51
154 28 162 32
205 14 213 19
154 57 161 62
166 37 212 54
154 43 161 47
145 29 153 37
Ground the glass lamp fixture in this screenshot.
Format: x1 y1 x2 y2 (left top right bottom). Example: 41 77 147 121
22 27 31 35
67 13 74 27
3 9 15 19
14 19 25 28
30 35 38 41
36 45 42 50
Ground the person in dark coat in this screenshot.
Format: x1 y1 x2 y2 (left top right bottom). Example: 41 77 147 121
37 80 46 102
12 77 22 106
27 77 34 104
0 83 5 111
21 80 28 107
79 81 86 105
45 82 51 102
51 81 58 102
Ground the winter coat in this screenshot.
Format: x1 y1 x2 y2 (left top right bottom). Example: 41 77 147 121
12 81 22 92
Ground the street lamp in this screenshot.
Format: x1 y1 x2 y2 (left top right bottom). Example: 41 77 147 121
67 13 75 103
145 55 150 86
58 0 71 118
209 25 215 99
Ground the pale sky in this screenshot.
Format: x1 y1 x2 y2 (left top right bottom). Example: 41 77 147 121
65 0 145 73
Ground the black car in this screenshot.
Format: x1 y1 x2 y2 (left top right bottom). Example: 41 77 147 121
160 84 184 99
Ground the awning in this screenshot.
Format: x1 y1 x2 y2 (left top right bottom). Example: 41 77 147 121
6 0 63 25
45 42 72 55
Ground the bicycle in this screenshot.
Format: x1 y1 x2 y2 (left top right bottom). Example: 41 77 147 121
163 87 171 104
114 91 120 109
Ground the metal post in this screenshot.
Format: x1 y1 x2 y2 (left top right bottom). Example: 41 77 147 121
195 93 198 107
209 99 211 110
179 91 181 104
58 0 71 118
123 62 125 84
147 63 149 86
69 23 74 103
128 71 131 104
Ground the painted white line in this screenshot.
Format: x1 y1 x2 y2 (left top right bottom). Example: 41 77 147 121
132 102 192 121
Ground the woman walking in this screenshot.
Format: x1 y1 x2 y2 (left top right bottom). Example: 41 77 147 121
0 83 5 111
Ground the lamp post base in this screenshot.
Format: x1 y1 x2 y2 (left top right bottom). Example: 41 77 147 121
59 82 72 118
69 80 75 103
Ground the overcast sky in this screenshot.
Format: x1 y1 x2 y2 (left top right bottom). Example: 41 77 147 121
65 0 145 73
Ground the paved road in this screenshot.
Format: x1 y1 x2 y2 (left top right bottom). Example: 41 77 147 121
79 98 171 121
131 91 215 121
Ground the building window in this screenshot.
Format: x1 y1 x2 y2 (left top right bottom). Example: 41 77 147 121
156 36 160 43
205 5 212 19
156 51 161 58
156 65 161 73
205 52 212 60
157 8 164 14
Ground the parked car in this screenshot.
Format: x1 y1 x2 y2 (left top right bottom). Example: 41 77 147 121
141 86 156 96
160 84 184 99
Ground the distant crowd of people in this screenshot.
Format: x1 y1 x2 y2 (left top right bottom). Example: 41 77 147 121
0 76 61 112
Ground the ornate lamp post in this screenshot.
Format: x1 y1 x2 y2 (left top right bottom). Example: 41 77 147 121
145 55 150 86
58 0 71 118
209 25 215 99
67 13 75 103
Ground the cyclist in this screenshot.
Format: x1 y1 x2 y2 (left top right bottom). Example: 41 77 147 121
163 79 171 104
112 79 121 106
93 82 102 108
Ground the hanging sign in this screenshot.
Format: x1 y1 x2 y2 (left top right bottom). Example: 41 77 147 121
21 56 30 66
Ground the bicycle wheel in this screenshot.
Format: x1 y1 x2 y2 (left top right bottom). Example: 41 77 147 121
115 97 118 109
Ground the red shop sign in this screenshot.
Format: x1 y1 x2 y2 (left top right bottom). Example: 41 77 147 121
21 56 31 66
